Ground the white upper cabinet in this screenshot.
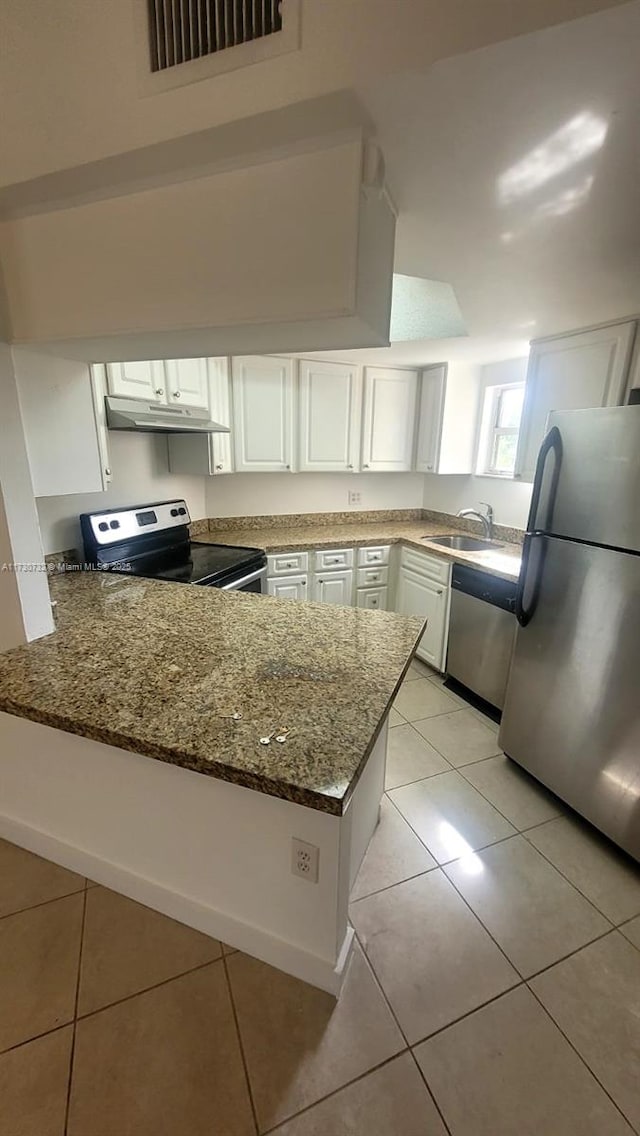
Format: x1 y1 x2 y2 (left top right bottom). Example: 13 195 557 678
208 357 233 473
415 365 447 473
167 357 232 477
515 322 636 482
415 363 480 476
361 367 418 472
164 358 210 411
15 350 110 497
232 356 295 473
298 360 361 472
106 360 165 402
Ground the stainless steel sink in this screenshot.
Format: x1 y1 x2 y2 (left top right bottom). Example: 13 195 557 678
423 534 503 551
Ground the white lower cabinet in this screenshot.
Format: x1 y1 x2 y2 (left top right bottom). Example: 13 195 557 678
395 549 451 671
313 569 354 606
356 586 388 611
266 575 308 601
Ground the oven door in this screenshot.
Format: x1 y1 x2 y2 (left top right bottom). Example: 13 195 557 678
219 565 267 594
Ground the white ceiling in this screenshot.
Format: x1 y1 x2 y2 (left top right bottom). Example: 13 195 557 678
313 2 640 369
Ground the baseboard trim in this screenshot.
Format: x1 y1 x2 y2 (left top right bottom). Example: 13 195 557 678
0 814 353 996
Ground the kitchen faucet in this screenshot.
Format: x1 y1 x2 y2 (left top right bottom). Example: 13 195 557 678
456 502 494 539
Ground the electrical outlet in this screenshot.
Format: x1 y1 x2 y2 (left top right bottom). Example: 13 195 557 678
291 837 320 883
348 490 361 506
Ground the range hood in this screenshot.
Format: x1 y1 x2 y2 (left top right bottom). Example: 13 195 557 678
105 396 230 434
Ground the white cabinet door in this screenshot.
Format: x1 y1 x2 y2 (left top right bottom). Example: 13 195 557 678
208 357 233 473
356 586 388 611
167 357 232 476
267 575 308 601
361 367 418 471
415 365 446 473
165 358 210 411
106 361 165 402
232 356 295 472
15 351 109 497
313 569 354 606
298 359 361 471
396 567 449 670
515 322 636 482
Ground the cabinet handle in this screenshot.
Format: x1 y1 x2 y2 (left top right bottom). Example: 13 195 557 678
104 467 111 477
285 464 291 470
155 388 164 396
347 463 353 469
363 464 369 469
437 589 443 595
427 464 433 470
215 464 223 470
173 391 181 399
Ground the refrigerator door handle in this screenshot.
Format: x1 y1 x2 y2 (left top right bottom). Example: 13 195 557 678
515 533 547 627
528 425 563 534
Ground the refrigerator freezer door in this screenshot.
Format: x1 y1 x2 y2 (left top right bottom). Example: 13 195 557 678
500 535 640 861
531 405 640 552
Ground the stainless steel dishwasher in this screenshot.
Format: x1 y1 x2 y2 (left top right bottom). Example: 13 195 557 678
446 564 517 712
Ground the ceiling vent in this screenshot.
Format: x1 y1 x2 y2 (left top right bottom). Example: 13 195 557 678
147 0 287 72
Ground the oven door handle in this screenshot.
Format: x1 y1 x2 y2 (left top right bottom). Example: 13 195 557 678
220 566 267 591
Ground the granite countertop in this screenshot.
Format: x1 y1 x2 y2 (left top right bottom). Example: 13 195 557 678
0 572 425 816
201 517 523 582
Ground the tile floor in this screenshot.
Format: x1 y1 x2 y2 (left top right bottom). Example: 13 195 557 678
2 657 640 1135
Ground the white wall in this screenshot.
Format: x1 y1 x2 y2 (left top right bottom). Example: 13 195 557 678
0 343 54 644
423 357 532 529
0 0 622 188
205 471 425 518
36 432 206 555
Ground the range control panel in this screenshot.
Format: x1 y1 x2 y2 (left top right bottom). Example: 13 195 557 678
83 500 191 546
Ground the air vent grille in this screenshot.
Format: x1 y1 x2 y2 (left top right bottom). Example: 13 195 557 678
147 0 283 72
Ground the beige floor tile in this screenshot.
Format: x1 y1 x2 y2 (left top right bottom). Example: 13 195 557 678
0 893 83 1052
445 836 610 977
388 707 405 727
389 770 515 864
413 709 502 766
227 940 403 1131
469 705 500 734
393 679 463 723
462 755 563 831
221 942 238 955
411 658 441 681
270 1053 447 1136
350 871 518 1043
68 962 253 1136
414 985 633 1136
620 915 640 950
78 886 221 1015
385 724 451 791
531 932 640 1130
0 839 84 918
351 797 436 901
525 815 640 924
0 1026 73 1136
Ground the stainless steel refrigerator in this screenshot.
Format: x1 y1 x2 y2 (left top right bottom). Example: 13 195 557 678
500 405 640 862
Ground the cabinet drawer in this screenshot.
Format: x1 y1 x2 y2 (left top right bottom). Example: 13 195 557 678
356 565 389 588
400 547 451 585
356 586 388 611
267 551 309 576
315 548 354 571
356 544 390 567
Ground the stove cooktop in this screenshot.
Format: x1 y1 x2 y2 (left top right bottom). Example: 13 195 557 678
119 541 266 587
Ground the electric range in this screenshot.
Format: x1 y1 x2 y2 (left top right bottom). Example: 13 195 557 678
80 500 267 593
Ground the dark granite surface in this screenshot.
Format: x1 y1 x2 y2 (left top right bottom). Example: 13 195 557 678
0 572 425 816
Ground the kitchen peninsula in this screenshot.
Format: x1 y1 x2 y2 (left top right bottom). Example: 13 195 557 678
0 570 424 993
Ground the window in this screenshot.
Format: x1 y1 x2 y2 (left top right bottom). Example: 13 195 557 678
478 383 525 477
